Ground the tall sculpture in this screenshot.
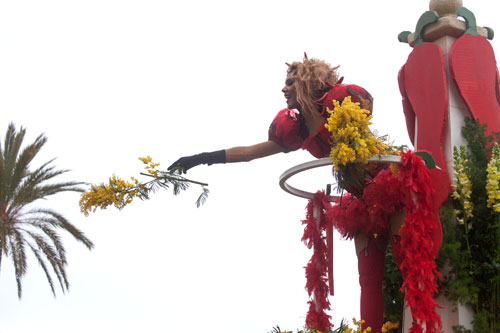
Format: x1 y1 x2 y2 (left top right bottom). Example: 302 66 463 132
398 0 499 331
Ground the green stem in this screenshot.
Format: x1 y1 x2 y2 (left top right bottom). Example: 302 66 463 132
463 213 474 276
139 172 209 187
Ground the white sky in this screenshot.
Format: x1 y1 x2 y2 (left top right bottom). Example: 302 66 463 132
0 1 498 332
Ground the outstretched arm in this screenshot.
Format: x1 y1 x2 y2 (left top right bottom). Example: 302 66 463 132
168 140 286 173
226 140 285 162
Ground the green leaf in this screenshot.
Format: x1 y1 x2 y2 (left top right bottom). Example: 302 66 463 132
415 151 437 169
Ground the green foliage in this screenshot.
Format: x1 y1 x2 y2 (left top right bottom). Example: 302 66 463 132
383 242 404 331
140 170 209 208
0 123 94 298
437 118 500 332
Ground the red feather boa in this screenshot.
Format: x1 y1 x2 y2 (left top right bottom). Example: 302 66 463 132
302 191 333 331
397 151 442 333
301 151 442 332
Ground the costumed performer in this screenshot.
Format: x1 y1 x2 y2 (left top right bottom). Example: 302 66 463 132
168 55 441 333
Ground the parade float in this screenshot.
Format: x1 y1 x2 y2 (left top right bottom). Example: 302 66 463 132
276 0 500 332
79 1 500 332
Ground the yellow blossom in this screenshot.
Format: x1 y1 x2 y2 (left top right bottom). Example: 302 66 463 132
139 156 160 177
79 174 144 216
138 156 152 164
381 320 400 332
343 317 371 333
452 146 474 221
325 96 386 170
486 143 500 211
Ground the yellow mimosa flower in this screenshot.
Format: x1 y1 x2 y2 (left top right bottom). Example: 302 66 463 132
325 96 385 171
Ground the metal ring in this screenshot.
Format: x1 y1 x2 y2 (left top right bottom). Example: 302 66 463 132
278 155 402 201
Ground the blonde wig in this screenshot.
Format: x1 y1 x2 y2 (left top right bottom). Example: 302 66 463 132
287 56 339 119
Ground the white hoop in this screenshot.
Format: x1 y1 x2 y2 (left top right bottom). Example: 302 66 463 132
278 155 402 201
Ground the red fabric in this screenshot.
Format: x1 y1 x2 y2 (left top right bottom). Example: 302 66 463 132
327 167 402 239
268 108 305 152
358 238 386 333
301 125 331 158
302 191 333 332
449 33 500 138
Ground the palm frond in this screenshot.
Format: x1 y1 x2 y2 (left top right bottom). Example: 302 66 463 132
3 124 27 176
11 163 83 211
10 135 47 196
27 231 68 293
21 208 94 250
27 243 56 296
36 222 67 265
10 228 28 297
0 216 9 255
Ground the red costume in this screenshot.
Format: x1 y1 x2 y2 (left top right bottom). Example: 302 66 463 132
268 80 441 332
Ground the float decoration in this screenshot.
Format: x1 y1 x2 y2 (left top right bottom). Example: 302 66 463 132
398 10 452 214
449 7 500 139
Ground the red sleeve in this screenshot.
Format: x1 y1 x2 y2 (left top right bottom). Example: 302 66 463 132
301 124 331 158
268 109 306 152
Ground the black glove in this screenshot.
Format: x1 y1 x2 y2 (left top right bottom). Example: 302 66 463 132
168 150 226 174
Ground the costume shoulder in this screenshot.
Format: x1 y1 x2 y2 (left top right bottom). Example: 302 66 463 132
317 78 374 115
268 108 308 152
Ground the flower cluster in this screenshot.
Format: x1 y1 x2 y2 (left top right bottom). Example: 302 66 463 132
343 318 371 333
381 321 399 332
486 143 500 212
79 173 142 216
452 146 474 223
324 96 386 170
139 155 160 177
79 156 208 216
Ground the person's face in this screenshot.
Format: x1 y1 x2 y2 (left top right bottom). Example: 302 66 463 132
282 74 300 110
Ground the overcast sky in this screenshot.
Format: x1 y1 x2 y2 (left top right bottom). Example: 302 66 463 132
0 1 499 332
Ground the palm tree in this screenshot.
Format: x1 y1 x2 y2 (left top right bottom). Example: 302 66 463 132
0 123 94 298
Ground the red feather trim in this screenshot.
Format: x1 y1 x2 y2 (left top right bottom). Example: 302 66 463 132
324 151 442 331
302 191 333 332
398 151 442 333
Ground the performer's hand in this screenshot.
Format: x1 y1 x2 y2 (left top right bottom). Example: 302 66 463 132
168 150 226 174
168 155 203 174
